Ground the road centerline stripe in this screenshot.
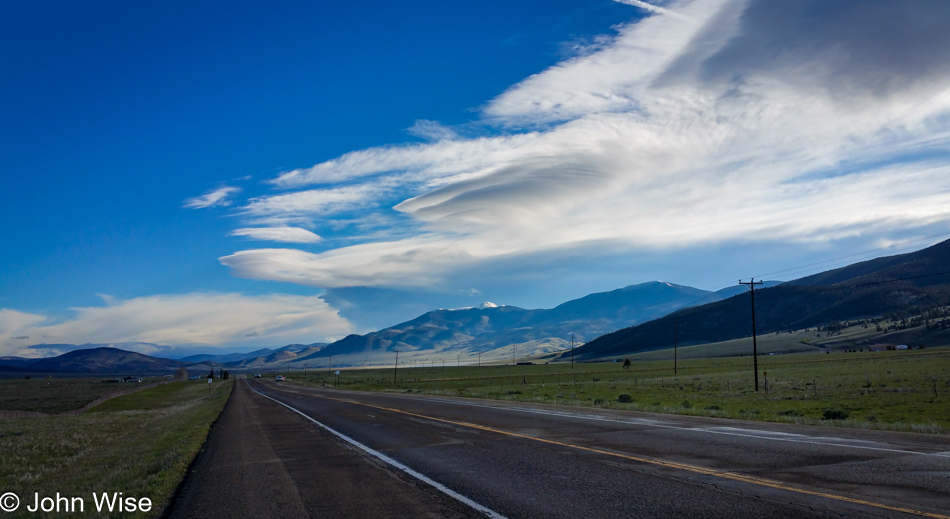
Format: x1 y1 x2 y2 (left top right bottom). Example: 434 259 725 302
272 386 948 519
244 380 507 519
367 392 950 458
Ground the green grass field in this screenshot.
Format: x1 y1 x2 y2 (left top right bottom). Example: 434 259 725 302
0 379 231 518
0 377 165 415
289 348 950 434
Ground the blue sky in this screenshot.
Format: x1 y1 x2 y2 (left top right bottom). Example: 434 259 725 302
3 0 950 357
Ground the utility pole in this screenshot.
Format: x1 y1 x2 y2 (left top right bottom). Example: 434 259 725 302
328 356 332 376
457 352 460 368
571 333 575 370
393 351 399 386
478 352 481 367
739 278 764 392
674 321 678 375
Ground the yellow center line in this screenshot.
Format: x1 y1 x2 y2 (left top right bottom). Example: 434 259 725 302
274 386 948 519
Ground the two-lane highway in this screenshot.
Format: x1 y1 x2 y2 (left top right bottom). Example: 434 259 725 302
168 378 950 518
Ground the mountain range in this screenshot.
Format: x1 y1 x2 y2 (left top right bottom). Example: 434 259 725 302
0 347 183 372
0 281 758 371
5 237 950 372
288 281 768 367
179 343 327 365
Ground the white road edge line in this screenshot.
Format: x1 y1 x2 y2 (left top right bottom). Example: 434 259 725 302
367 393 950 458
243 380 507 519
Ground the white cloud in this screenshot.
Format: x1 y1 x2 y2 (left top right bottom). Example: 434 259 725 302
268 135 540 188
229 227 322 244
0 293 352 356
221 239 476 288
407 119 459 142
218 0 950 290
184 186 241 209
613 0 689 20
0 309 46 342
241 184 383 221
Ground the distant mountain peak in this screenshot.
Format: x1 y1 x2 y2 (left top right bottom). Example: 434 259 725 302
445 301 503 311
621 280 679 290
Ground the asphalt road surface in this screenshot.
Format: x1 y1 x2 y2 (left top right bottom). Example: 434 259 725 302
167 378 950 518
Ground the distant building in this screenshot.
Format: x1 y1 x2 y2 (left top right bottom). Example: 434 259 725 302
895 344 909 350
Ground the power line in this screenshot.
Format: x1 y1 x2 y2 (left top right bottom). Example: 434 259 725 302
812 269 950 290
700 231 950 293
667 269 950 340
753 231 950 281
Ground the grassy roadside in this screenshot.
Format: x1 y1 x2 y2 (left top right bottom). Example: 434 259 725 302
290 349 950 434
0 379 232 518
0 378 167 415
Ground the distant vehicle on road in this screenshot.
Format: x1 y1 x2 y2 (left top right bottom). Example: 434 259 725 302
275 375 285 381
254 373 262 378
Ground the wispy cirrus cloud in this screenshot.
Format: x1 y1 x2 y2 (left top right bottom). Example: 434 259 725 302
229 227 322 244
0 293 352 357
613 0 688 21
184 186 241 209
218 0 950 291
407 119 460 142
241 184 384 221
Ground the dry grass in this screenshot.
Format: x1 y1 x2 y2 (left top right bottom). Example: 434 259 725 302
0 377 164 414
295 348 950 434
0 380 231 518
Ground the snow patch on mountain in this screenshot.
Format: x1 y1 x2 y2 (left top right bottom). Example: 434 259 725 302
446 301 503 311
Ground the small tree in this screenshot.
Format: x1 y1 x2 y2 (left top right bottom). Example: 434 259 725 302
622 359 631 370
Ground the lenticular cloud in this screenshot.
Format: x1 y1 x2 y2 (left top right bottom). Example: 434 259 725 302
222 0 950 289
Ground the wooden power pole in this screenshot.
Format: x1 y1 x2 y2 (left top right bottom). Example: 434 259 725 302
393 350 399 386
571 333 575 370
739 278 764 391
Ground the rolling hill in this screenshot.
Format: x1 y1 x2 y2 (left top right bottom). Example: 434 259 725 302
1 347 184 372
573 238 950 359
180 343 326 365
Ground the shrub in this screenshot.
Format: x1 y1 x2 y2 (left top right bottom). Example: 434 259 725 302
617 393 633 403
822 409 850 420
681 400 693 409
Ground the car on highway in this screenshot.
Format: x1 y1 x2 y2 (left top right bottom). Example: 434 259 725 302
254 373 261 378
275 375 285 381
